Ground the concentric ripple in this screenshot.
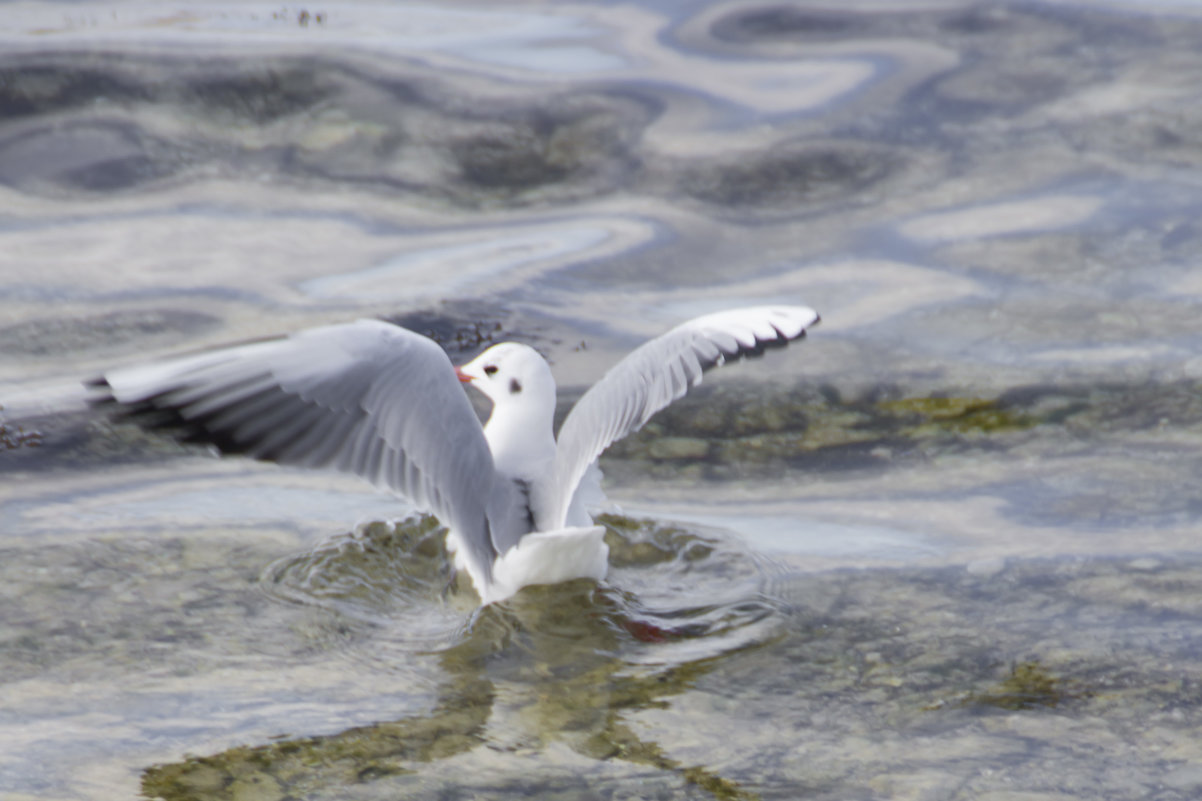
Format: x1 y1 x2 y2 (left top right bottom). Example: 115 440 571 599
260 516 476 665
260 513 788 672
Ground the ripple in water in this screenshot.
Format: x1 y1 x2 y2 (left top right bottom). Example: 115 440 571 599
260 512 787 673
260 516 475 670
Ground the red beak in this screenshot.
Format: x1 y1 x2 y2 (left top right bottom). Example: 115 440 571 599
455 367 473 383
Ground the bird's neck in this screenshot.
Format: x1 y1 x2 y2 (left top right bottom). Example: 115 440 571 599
483 399 557 481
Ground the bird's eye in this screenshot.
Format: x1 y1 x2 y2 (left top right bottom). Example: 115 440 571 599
483 365 498 376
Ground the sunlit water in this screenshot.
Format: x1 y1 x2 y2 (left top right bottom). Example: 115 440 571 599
4 1 1202 799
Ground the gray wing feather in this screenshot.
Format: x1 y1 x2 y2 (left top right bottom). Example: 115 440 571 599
90 319 525 582
546 306 819 529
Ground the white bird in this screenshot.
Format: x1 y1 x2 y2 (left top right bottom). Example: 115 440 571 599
89 306 819 604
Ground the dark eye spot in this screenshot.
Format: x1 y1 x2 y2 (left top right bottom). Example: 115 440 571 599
483 365 498 376
509 378 522 394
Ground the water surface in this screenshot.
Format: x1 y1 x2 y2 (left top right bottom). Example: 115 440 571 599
3 1 1202 798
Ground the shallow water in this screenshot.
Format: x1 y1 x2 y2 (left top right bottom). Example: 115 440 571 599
3 1 1202 799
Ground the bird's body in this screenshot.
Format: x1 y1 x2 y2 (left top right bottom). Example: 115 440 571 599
90 306 819 604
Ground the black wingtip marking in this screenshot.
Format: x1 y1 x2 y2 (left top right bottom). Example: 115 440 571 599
91 379 370 471
698 319 813 375
84 376 118 409
730 331 792 362
88 382 254 458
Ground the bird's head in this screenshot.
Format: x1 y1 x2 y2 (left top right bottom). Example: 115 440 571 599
456 342 556 411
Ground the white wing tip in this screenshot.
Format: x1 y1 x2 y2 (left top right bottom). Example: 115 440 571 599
687 304 820 347
761 305 821 337
694 304 816 326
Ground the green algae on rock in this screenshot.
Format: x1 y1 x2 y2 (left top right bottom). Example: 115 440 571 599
602 379 1202 478
953 660 1090 712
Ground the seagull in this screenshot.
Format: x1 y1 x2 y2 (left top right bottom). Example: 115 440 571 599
88 306 819 604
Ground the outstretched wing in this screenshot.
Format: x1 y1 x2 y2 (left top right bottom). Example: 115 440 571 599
88 319 526 583
546 306 819 529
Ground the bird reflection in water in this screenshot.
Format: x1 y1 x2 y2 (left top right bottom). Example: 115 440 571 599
142 514 781 800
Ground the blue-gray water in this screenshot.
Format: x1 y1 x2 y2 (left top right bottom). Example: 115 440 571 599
3 2 1202 799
